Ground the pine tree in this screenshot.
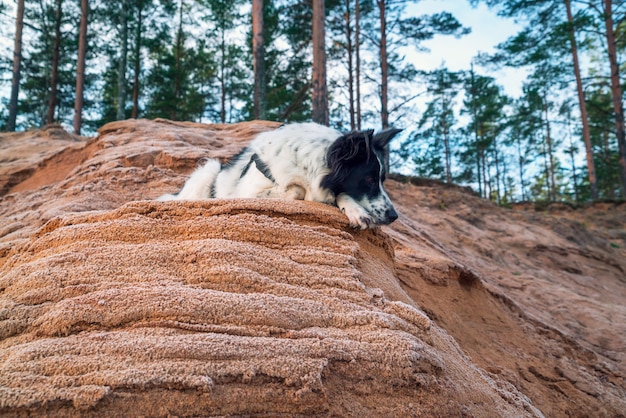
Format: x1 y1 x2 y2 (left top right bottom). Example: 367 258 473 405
461 72 509 201
252 0 266 119
117 0 129 120
130 0 144 119
144 0 214 121
243 0 282 120
560 101 582 203
263 0 312 122
375 0 389 129
507 85 543 202
201 0 248 123
586 83 621 199
564 0 597 200
363 1 469 129
354 0 361 129
18 0 80 128
472 0 607 200
46 0 64 125
97 0 178 124
312 0 328 125
7 0 25 131
73 0 88 134
400 67 461 183
327 0 357 130
598 0 626 197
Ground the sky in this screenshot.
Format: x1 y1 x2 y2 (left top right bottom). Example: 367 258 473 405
405 0 527 98
387 0 528 172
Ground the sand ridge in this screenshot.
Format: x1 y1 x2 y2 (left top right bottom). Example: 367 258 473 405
0 119 624 416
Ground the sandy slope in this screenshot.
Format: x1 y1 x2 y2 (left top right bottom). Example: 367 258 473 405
0 119 624 417
386 180 626 417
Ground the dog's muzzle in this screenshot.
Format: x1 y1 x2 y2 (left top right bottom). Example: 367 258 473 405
385 207 399 224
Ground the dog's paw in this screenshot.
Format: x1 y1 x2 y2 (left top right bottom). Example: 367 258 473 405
341 204 373 230
285 184 306 200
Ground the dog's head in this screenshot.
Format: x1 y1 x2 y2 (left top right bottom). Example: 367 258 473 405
321 128 402 225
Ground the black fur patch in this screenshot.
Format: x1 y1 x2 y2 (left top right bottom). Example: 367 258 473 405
252 154 275 183
321 130 376 198
223 147 249 169
240 158 254 179
321 128 402 202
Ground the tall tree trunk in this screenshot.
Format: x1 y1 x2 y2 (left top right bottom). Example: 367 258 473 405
7 0 25 132
516 137 526 201
312 0 328 125
117 0 129 120
46 0 63 125
564 0 597 200
493 140 502 204
345 0 355 130
602 130 614 198
377 0 388 130
174 0 184 121
481 146 489 199
541 137 551 199
73 0 89 135
376 0 391 170
131 0 144 119
568 137 580 203
355 0 361 130
477 143 483 198
603 0 626 197
442 105 451 183
542 89 557 201
502 157 510 201
470 66 482 197
220 26 226 123
252 0 265 120
443 124 451 183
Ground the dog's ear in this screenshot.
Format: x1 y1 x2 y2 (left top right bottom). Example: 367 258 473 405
373 128 403 149
322 130 375 194
328 130 374 163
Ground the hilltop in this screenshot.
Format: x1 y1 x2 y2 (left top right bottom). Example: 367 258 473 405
0 120 624 417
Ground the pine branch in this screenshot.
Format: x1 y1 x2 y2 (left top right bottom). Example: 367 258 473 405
388 91 427 115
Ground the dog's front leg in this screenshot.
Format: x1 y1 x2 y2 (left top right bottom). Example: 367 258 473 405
258 183 306 200
336 193 373 229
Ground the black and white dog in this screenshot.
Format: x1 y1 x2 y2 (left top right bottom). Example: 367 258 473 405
159 123 402 229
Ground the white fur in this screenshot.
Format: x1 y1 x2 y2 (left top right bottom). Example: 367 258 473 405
159 123 387 229
329 152 397 229
158 159 221 201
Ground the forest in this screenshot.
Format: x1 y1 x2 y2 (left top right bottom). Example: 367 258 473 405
1 0 626 204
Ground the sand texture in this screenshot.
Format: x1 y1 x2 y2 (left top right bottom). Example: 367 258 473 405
1 119 624 417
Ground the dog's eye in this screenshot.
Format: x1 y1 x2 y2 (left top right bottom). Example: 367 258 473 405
365 176 377 185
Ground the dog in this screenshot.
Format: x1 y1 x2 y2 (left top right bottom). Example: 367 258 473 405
159 122 402 229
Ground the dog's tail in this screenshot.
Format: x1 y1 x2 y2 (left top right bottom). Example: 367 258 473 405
158 159 221 201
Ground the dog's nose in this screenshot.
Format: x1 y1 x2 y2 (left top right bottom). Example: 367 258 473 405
386 208 398 223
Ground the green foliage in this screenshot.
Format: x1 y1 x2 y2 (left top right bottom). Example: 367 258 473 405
96 0 180 124
264 0 315 122
144 38 214 121
398 67 461 182
358 0 470 127
200 0 248 122
18 0 80 128
400 11 470 43
585 85 622 199
456 71 510 202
